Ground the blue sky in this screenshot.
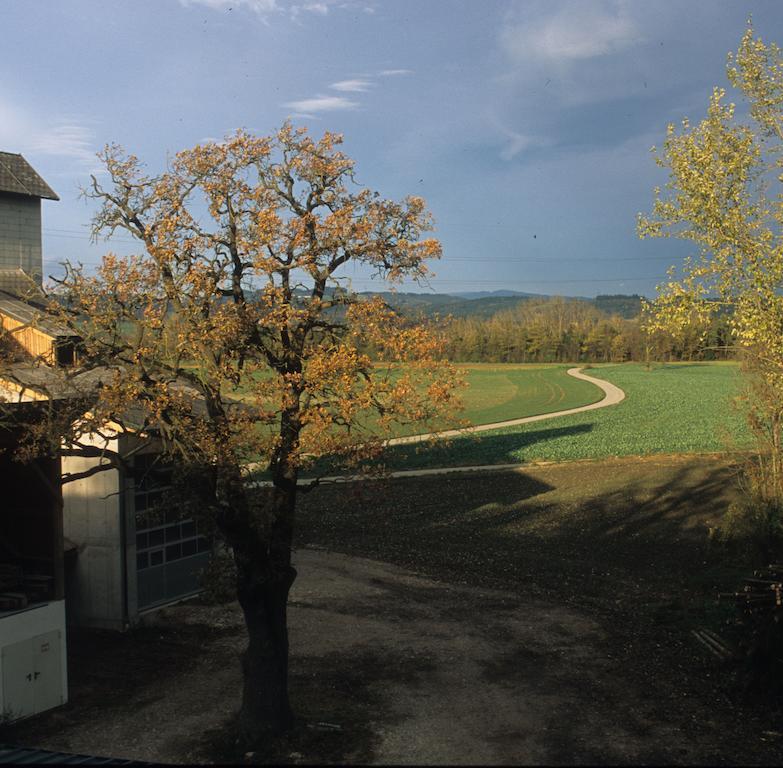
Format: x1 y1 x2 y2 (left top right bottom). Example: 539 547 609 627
2 0 782 298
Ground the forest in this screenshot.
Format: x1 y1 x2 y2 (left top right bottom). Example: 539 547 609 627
413 295 733 364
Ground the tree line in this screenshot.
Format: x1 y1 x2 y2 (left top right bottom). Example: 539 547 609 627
425 296 734 363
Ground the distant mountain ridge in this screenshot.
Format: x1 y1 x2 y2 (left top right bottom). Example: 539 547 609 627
358 291 645 320
253 287 644 320
449 289 560 300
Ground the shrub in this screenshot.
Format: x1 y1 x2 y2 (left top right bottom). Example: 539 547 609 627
714 497 783 562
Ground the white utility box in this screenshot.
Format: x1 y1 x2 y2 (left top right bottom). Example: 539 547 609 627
0 601 67 720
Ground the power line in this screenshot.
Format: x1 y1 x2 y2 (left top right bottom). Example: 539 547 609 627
344 276 666 285
440 256 676 263
43 230 138 245
41 229 681 264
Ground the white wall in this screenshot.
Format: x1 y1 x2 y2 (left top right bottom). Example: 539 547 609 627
61 433 126 630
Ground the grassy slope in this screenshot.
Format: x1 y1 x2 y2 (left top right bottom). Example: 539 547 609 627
239 363 604 441
370 362 753 471
458 364 604 426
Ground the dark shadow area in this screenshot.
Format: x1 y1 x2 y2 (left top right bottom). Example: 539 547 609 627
9 457 782 765
295 457 783 764
295 472 555 572
200 646 435 765
296 422 595 479
3 622 233 746
296 459 736 607
298 460 748 632
385 422 596 471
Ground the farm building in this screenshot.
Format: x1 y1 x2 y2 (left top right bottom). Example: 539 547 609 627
0 153 211 636
0 156 68 721
0 151 58 288
61 429 212 631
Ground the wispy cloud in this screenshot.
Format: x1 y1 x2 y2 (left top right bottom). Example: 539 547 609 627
178 0 279 14
378 69 413 77
286 68 411 115
330 78 372 92
30 123 95 164
178 0 343 19
500 1 640 63
490 116 553 161
500 131 541 160
283 94 359 114
0 95 96 167
285 67 411 117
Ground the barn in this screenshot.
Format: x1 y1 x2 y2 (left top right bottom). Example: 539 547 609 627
0 152 210 639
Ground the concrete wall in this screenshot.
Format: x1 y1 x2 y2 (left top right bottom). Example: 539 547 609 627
61 434 127 631
0 195 42 281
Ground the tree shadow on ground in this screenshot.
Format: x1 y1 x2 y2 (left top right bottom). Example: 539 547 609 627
253 423 595 482
199 646 437 765
295 458 752 698
338 422 596 475
296 459 738 606
295 458 783 764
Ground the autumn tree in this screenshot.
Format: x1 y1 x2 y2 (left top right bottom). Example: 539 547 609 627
639 25 783 515
13 125 461 739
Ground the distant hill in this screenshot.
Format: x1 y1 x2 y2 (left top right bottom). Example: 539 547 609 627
360 291 646 320
449 290 549 301
247 287 646 321
361 291 551 319
592 294 644 319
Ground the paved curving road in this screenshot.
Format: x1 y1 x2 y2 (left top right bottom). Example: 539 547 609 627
386 366 625 446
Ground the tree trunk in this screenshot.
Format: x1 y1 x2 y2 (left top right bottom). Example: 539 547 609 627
235 477 297 740
235 548 297 740
215 463 298 743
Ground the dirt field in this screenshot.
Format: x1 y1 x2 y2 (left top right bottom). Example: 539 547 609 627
5 456 783 764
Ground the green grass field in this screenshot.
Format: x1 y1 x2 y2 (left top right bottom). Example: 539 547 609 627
457 364 603 426
338 362 755 472
238 363 603 440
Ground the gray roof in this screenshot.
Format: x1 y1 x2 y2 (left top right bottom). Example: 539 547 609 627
0 269 44 298
0 290 78 338
0 152 59 200
0 362 222 425
0 362 104 402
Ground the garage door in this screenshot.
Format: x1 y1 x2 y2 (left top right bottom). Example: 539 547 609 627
132 454 212 610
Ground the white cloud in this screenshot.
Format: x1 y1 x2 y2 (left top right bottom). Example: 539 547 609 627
179 0 345 19
500 131 540 160
493 119 552 160
283 94 359 113
378 69 413 77
30 123 95 164
178 0 279 14
0 96 96 166
330 79 372 92
286 68 409 120
500 1 640 63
